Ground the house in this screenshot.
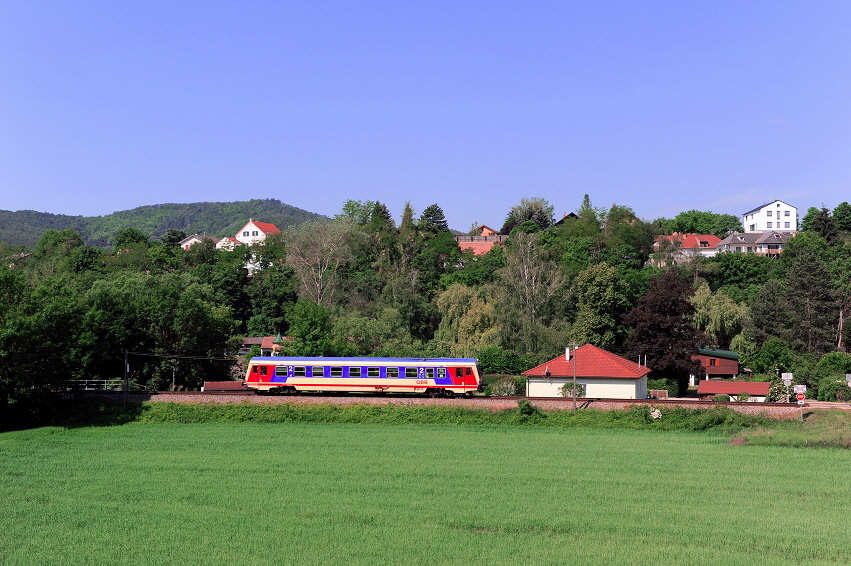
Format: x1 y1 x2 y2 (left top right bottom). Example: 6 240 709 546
523 344 651 399
741 200 797 232
652 233 720 266
716 231 795 257
239 334 291 357
178 234 208 250
454 225 508 255
231 219 281 246
690 348 739 386
696 381 770 402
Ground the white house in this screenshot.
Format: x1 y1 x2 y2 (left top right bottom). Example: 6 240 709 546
523 344 651 399
232 219 281 246
741 200 797 232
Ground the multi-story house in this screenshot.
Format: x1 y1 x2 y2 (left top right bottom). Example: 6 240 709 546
741 200 797 232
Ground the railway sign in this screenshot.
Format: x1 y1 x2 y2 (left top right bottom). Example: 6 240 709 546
793 385 807 394
782 373 793 387
796 393 805 401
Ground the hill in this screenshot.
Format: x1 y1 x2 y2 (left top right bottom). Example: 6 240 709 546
0 199 326 248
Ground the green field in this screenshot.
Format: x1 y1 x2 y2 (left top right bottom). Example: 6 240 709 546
2 422 850 565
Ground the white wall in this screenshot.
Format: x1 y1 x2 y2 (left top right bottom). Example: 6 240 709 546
527 377 646 399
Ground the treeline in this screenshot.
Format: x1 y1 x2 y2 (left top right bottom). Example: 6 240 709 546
0 198 323 248
3 196 851 421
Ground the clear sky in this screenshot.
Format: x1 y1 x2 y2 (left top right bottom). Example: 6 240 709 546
2 1 850 231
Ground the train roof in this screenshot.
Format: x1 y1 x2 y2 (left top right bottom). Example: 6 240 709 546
249 357 478 363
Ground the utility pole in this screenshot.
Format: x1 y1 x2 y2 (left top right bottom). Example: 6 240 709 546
123 349 129 411
572 343 578 415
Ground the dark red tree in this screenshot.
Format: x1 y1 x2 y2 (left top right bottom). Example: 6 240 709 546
623 269 705 395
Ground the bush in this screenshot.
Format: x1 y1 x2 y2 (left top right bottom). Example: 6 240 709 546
482 375 525 396
558 382 586 398
647 378 677 398
816 376 851 402
713 394 730 402
735 392 750 402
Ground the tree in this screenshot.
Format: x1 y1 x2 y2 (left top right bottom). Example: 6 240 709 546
434 283 501 356
569 263 629 349
800 206 819 231
34 229 84 257
785 249 836 353
418 203 450 234
500 197 554 234
833 202 851 232
162 229 187 247
811 207 838 243
690 283 748 350
660 210 742 238
492 232 566 355
284 219 355 307
113 227 150 251
623 270 705 394
283 299 338 356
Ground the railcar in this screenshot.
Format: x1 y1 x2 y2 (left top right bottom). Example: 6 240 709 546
244 357 483 397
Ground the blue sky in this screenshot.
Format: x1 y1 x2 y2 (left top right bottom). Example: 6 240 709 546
2 1 850 231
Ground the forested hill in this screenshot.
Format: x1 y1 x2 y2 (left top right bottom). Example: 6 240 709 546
0 199 326 248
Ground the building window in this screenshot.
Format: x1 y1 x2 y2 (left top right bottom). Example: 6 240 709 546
312 366 325 377
699 240 709 247
243 231 249 237
785 210 790 216
709 358 717 367
767 210 772 217
784 222 790 228
749 224 756 231
767 222 772 228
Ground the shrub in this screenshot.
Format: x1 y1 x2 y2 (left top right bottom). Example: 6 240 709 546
647 378 677 398
558 382 586 398
816 376 851 402
735 392 750 402
713 394 730 402
482 375 525 396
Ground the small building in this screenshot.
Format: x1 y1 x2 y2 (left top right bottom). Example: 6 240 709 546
454 225 508 255
523 344 651 399
696 381 770 402
179 234 209 250
690 348 740 386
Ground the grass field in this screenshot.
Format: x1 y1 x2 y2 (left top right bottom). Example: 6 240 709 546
2 421 851 565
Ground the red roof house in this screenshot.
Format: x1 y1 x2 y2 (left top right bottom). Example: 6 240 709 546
454 224 508 256
653 233 721 266
523 344 651 399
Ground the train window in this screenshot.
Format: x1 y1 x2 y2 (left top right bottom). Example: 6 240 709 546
386 367 399 378
293 366 306 377
455 367 463 378
466 367 472 376
367 367 380 377
438 368 446 379
426 368 434 378
330 367 343 377
260 366 267 376
405 367 418 378
252 366 258 374
349 367 362 377
312 366 325 377
274 366 287 377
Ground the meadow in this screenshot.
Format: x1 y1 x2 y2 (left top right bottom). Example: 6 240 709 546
2 419 850 565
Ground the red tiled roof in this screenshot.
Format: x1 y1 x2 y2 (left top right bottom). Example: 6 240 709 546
697 381 770 396
253 221 280 235
656 233 721 249
523 344 651 379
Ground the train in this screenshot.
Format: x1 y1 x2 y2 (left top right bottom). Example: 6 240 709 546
243 356 483 397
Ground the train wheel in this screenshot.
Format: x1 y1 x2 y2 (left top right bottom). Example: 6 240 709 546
444 390 456 398
427 388 442 398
